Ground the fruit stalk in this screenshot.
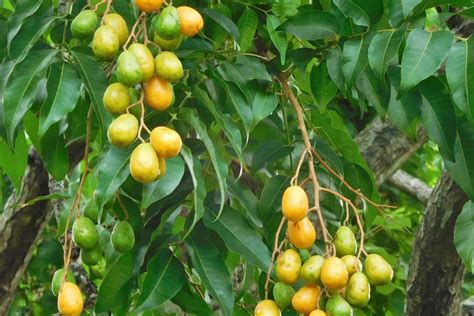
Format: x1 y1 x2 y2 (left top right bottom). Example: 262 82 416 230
123 12 146 49
100 0 113 23
264 217 287 299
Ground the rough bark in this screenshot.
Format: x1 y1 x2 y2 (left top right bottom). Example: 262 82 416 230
388 170 433 205
406 171 468 316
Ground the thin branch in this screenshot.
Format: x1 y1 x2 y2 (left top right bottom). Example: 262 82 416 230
264 217 286 299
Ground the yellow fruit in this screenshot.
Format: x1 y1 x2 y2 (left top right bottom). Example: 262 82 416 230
276 249 301 285
134 0 162 13
130 143 160 183
150 126 182 158
287 217 316 249
157 157 166 179
254 300 281 316
103 13 129 46
154 51 183 82
291 285 321 314
341 255 362 277
103 83 130 114
309 310 327 316
177 6 204 37
58 282 83 316
128 43 155 82
364 254 393 286
281 186 308 222
92 25 119 61
321 257 349 291
107 114 139 147
145 76 174 111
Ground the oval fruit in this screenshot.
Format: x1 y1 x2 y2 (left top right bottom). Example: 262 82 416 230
154 32 182 51
177 6 204 37
341 255 362 277
155 6 181 40
300 255 325 284
273 282 295 310
326 295 353 316
107 114 139 147
58 282 83 316
92 25 119 61
51 269 75 296
103 13 129 46
291 285 321 314
71 10 98 38
345 272 370 307
111 221 136 253
309 310 327 316
72 217 99 249
364 254 393 286
134 0 163 13
282 186 308 222
287 217 316 249
150 126 182 158
103 83 130 114
128 43 155 82
276 249 301 285
117 51 143 86
145 76 174 111
334 226 357 257
154 51 183 82
81 247 102 266
321 257 348 291
254 300 281 316
130 143 160 183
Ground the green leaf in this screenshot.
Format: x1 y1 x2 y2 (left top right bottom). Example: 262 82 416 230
327 48 345 93
38 62 81 137
342 33 373 86
251 141 294 172
387 0 422 27
259 175 290 219
0 131 28 189
171 285 213 316
237 8 258 53
271 0 301 17
141 156 185 209
333 0 370 26
368 27 406 79
267 15 288 65
252 90 278 130
221 81 253 141
202 8 239 41
227 179 261 228
280 10 340 41
454 201 474 272
399 29 453 96
134 249 186 312
310 62 338 109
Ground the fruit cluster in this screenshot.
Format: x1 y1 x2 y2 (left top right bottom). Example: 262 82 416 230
255 185 394 316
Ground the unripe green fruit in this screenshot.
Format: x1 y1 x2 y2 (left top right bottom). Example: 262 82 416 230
326 295 353 316
117 51 144 86
92 25 119 61
273 282 295 310
72 217 99 249
71 10 98 39
300 255 325 284
334 226 357 257
103 83 131 114
153 32 182 51
155 6 181 40
154 51 183 82
364 254 393 286
111 221 135 253
51 269 75 296
107 114 139 147
345 272 370 307
81 247 102 266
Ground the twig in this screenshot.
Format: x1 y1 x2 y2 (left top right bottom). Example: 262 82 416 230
264 217 286 299
123 12 146 49
290 149 308 186
100 0 112 24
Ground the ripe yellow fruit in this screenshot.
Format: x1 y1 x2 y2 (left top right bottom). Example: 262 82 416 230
287 217 316 249
57 282 83 316
130 143 160 183
107 114 139 147
150 126 182 158
103 13 129 46
177 6 204 37
309 310 327 316
134 0 162 13
321 257 349 291
92 25 119 61
157 157 166 179
364 254 393 286
103 83 130 114
341 255 362 277
128 43 155 82
291 285 321 314
275 249 301 285
145 76 174 111
254 300 281 316
281 186 308 222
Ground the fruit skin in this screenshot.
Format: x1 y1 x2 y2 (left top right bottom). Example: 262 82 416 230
71 10 98 38
345 272 370 307
300 255 325 284
103 13 129 46
103 83 130 114
128 43 155 82
157 157 166 179
81 247 102 266
291 285 321 314
145 76 174 111
276 249 301 285
281 186 308 222
107 114 139 147
155 6 181 40
321 257 349 291
326 295 353 316
72 217 99 249
150 126 182 158
154 32 182 51
134 0 163 13
117 51 144 86
51 269 75 296
111 221 136 253
154 51 183 82
273 282 295 310
364 254 393 286
130 143 160 183
177 6 204 37
334 226 357 257
254 300 281 316
340 255 362 277
287 217 316 249
92 25 119 61
310 310 327 316
58 282 83 316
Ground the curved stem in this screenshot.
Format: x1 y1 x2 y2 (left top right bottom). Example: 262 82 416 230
264 217 286 299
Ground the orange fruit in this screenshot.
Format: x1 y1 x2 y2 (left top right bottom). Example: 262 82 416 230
309 310 327 316
177 6 204 37
57 282 83 316
134 0 162 13
291 284 321 314
321 257 349 291
144 76 174 111
281 186 308 222
254 300 281 316
150 126 182 158
287 217 316 249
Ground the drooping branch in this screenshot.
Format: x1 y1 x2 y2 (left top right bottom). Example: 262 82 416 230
388 170 432 205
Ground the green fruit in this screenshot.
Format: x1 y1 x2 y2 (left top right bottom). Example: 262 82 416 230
154 51 183 82
364 254 393 286
83 198 98 224
51 269 75 296
71 10 98 38
299 249 311 263
128 88 142 118
92 25 119 61
91 257 107 278
72 217 99 249
273 282 295 310
103 13 129 46
300 255 325 284
81 247 102 266
153 32 182 51
117 51 144 86
326 295 353 316
127 43 155 82
155 6 181 40
107 114 139 147
103 83 131 114
334 226 357 257
345 272 370 307
341 255 362 277
111 221 135 253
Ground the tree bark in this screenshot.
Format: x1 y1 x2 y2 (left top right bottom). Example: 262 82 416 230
388 170 432 205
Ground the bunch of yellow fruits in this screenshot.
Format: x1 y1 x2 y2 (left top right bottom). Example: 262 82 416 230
255 185 394 316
